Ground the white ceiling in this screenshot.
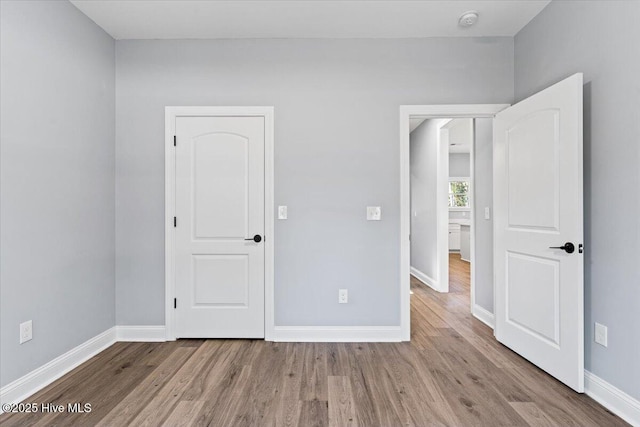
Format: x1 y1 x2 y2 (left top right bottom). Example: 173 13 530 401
70 0 550 40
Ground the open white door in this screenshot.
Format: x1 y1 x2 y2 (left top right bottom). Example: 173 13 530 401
494 73 584 392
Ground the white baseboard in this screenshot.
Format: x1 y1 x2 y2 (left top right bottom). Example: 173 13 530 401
0 327 117 408
585 371 640 426
411 267 444 292
460 257 470 263
472 304 495 329
116 325 167 342
271 326 403 342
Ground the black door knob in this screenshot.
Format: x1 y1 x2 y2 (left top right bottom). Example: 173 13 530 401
245 234 262 243
549 242 575 253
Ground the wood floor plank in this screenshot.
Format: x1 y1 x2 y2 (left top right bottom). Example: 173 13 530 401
162 401 206 427
417 337 528 426
327 343 350 376
509 402 557 427
185 361 252 427
351 344 407 426
275 344 304 427
328 376 357 427
299 343 328 402
96 346 196 426
298 400 329 427
127 340 224 426
221 342 288 426
342 344 382 427
0 254 627 427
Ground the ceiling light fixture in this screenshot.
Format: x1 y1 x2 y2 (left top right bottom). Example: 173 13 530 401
458 11 479 28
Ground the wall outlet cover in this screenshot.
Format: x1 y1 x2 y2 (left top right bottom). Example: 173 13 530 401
366 206 381 221
339 289 348 304
20 320 33 344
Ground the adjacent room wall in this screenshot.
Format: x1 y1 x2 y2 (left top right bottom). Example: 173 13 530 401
449 154 470 177
515 0 640 400
0 1 116 387
410 119 447 283
115 38 514 327
473 119 494 313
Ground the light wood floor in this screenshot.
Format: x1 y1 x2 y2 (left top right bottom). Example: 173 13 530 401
0 254 625 426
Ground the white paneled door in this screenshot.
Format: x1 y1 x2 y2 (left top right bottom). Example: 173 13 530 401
494 73 584 391
175 116 265 338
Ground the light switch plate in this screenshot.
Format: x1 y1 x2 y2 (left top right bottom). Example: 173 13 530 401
484 207 491 220
278 205 287 220
595 322 608 347
367 206 381 221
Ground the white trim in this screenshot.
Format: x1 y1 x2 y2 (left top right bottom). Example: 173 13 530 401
472 304 495 329
400 105 509 342
116 326 167 342
437 124 450 293
271 326 403 342
164 106 275 341
0 327 117 408
410 267 442 292
467 122 476 316
585 371 640 427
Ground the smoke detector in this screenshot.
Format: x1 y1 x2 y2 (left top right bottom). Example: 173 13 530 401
458 11 479 28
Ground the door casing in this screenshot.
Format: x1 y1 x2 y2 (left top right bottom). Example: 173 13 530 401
165 106 275 341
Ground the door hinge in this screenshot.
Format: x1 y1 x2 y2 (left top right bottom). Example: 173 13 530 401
173 135 176 146
579 243 584 254
174 298 177 309
174 217 177 227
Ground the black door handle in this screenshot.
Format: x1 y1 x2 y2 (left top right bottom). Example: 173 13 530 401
245 234 262 243
549 242 575 253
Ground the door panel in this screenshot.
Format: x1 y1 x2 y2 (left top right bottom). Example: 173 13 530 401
494 73 584 391
506 109 559 231
506 252 560 346
192 255 249 306
192 133 249 239
175 116 265 338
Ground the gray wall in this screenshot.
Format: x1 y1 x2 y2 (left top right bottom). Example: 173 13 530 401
410 120 445 280
115 38 514 326
515 0 640 400
449 153 470 177
0 1 115 387
473 119 494 312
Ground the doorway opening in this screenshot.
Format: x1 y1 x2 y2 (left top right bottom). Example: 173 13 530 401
399 105 508 341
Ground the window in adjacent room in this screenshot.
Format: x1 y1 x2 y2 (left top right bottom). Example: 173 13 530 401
448 179 470 209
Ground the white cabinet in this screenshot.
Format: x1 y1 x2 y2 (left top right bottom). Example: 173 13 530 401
449 223 460 250
460 224 470 261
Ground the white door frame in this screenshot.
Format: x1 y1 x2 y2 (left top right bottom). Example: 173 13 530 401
165 106 275 341
399 104 508 340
